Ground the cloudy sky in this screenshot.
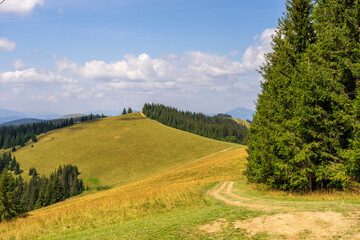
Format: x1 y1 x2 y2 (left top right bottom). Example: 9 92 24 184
0 0 284 115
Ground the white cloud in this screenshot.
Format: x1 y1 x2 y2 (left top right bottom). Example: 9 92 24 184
0 97 6 102
0 38 16 51
0 28 274 112
0 68 76 84
12 59 26 70
0 0 45 15
242 28 275 71
57 51 246 85
29 95 58 102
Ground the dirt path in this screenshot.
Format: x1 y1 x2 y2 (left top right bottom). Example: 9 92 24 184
204 181 360 239
206 181 278 210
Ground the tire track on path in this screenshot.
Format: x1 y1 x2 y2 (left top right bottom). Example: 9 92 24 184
206 181 281 210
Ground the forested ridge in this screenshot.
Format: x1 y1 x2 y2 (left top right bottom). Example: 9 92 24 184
0 152 84 221
246 0 360 191
142 103 248 144
0 114 105 150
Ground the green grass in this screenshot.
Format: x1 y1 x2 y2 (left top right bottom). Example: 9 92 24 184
14 112 234 188
41 200 266 240
1 113 359 239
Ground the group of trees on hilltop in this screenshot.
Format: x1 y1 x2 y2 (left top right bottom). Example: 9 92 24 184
142 103 248 144
246 0 360 191
0 114 105 150
0 152 84 221
122 107 133 115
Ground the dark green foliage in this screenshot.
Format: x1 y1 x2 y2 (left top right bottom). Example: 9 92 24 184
0 153 24 221
215 113 232 118
0 153 84 221
0 169 24 221
122 108 127 115
20 164 84 212
0 114 104 150
80 114 104 122
246 0 360 191
29 167 38 178
127 107 133 114
142 103 248 144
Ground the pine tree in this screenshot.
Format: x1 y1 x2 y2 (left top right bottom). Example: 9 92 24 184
0 169 23 221
311 0 360 185
127 107 133 114
246 0 360 191
122 108 127 115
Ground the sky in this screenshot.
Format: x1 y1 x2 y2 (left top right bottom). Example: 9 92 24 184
0 0 285 115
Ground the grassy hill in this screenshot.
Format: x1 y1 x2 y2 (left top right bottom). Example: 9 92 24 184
1 112 359 239
232 118 251 128
13 112 235 188
1 145 359 239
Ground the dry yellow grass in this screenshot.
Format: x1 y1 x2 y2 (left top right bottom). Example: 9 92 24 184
0 147 247 239
12 112 234 187
232 118 251 128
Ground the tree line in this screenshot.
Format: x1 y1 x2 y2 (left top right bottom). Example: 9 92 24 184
0 152 84 221
0 114 105 150
142 103 248 144
246 0 360 191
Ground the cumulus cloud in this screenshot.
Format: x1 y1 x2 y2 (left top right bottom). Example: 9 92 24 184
29 95 58 102
0 68 76 84
0 0 45 15
58 53 175 82
242 28 275 71
0 38 16 51
56 51 246 86
0 28 274 112
12 59 26 70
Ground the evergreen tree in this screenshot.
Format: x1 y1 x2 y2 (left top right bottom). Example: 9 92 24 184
122 108 127 115
246 0 360 191
0 169 23 221
127 107 133 114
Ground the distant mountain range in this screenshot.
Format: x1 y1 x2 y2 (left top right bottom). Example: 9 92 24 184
60 114 87 119
0 108 62 124
208 107 255 121
0 118 44 126
225 107 254 121
0 107 254 126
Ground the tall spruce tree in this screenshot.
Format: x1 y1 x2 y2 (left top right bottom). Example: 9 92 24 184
0 169 23 221
311 0 360 185
246 0 360 191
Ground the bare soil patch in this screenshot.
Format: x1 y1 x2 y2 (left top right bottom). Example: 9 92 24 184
199 218 228 233
234 211 358 239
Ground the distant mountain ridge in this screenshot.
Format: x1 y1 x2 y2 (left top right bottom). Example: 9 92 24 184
59 114 87 119
0 108 61 124
208 107 255 121
0 118 44 126
225 107 254 121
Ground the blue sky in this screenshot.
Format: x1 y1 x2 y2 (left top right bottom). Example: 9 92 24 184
0 0 285 115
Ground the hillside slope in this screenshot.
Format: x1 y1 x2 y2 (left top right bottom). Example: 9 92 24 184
14 112 235 187
232 118 250 128
2 145 359 240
